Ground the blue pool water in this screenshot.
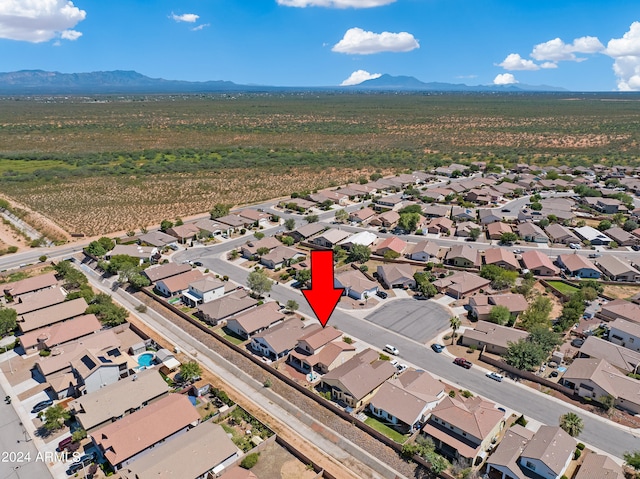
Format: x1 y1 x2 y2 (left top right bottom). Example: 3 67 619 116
137 353 154 367
188 396 197 406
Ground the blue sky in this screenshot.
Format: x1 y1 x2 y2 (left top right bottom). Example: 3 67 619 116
1 0 640 91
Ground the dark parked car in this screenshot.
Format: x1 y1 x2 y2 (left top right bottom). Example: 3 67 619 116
31 399 53 414
633 245 640 251
376 290 388 299
193 261 204 267
549 371 559 378
431 344 445 353
454 357 472 369
66 456 95 475
58 436 74 451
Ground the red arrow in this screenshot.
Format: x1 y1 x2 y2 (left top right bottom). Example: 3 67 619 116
302 250 344 328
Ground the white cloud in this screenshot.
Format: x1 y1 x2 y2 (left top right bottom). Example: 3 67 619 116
531 36 604 62
0 0 86 43
493 73 518 85
498 53 540 71
171 13 199 23
191 24 210 31
606 22 640 91
276 0 395 8
540 62 557 69
332 27 419 55
340 70 382 86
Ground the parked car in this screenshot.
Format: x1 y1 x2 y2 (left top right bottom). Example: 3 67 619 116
383 344 399 356
454 357 472 369
58 436 74 452
376 290 388 299
431 344 445 353
193 261 204 267
396 363 408 373
588 253 601 258
486 372 504 382
569 243 582 250
31 399 53 414
633 245 640 251
66 456 95 475
501 208 511 212
513 249 524 254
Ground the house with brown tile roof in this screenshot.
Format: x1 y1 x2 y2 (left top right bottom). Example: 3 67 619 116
520 250 559 276
432 271 490 299
11 287 66 315
485 425 535 479
376 263 416 289
296 325 343 354
603 227 638 247
375 236 408 256
165 223 200 244
467 294 528 322
286 222 327 243
576 335 640 373
311 229 352 249
288 340 356 375
155 269 203 297
138 230 179 248
3 272 57 298
143 263 192 283
557 254 601 279
321 349 397 409
18 297 89 333
249 318 312 360
260 246 305 269
334 269 378 301
426 216 454 235
486 222 513 240
369 210 400 228
445 244 480 268
19 313 102 352
545 223 581 245
608 318 640 354
518 426 575 479
483 248 520 271
455 221 481 238
600 299 640 324
225 302 285 340
369 370 445 433
182 276 226 307
517 222 549 243
241 236 282 259
574 450 624 479
408 241 440 262
461 320 529 355
421 395 505 467
422 204 451 219
237 208 270 225
596 255 640 282
197 290 258 326
349 207 377 225
192 219 224 237
92 393 200 470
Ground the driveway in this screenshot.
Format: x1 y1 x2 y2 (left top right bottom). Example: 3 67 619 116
364 298 452 344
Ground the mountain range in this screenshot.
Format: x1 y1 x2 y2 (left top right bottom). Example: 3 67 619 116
0 70 568 94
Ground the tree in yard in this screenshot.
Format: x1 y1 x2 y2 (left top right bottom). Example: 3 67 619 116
86 293 128 327
469 228 481 241
598 394 615 415
530 202 542 211
414 272 437 298
256 247 270 257
348 244 371 264
500 232 518 244
253 231 265 240
42 404 71 432
0 308 18 337
559 412 584 437
305 214 319 224
85 241 107 257
210 203 231 219
285 300 299 312
383 250 401 262
295 269 311 286
624 451 640 471
488 305 511 326
624 220 639 232
284 218 296 231
580 286 598 301
449 316 461 344
609 241 619 249
280 235 294 246
505 339 546 370
519 295 553 331
160 219 173 232
598 219 612 231
334 209 349 223
127 272 151 290
180 361 202 383
174 217 184 226
246 269 273 297
398 212 421 232
528 325 561 354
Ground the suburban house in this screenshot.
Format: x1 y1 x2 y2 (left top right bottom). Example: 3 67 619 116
609 318 640 354
376 263 416 289
368 370 445 434
600 299 640 324
561 358 640 414
545 223 581 245
467 294 528 322
369 210 400 228
426 217 454 235
339 231 378 250
311 229 351 249
408 241 440 262
520 250 560 276
18 297 89 334
483 248 520 271
484 425 535 479
237 208 270 226
225 302 286 340
320 349 397 410
451 207 478 222
461 321 529 355
596 255 640 282
286 223 326 243
143 263 192 283
421 395 505 467
422 204 451 219
455 222 481 238
591 197 625 214
216 214 250 230
250 318 311 360
182 276 226 307
155 270 204 297
486 222 513 241
69 369 169 432
556 254 601 279
349 207 377 225
119 421 239 479
374 236 408 256
334 269 379 301
309 190 348 205
71 347 130 395
197 290 257 326
576 335 640 373
445 245 480 268
2 272 58 299
166 223 200 244
288 326 356 375
432 272 491 299
241 236 281 259
574 451 624 479
517 222 548 243
91 393 200 470
478 210 502 225
280 198 315 211
138 231 178 248
19 313 102 352
11 287 66 316
260 246 305 269
605 227 638 247
374 194 404 210
192 219 224 237
574 226 612 246
107 245 158 262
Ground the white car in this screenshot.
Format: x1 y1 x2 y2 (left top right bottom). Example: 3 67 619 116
569 243 582 250
486 372 504 382
396 363 408 374
383 344 399 356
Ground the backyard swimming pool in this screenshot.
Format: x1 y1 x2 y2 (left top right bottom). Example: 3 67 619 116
137 353 155 367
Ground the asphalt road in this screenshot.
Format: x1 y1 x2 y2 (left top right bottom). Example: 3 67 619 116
364 299 451 344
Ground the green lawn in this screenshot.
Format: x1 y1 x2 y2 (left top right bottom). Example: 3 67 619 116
546 281 579 296
364 414 408 444
218 327 246 345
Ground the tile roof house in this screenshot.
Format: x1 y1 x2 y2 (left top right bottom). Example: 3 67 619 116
517 222 549 243
374 236 408 256
286 222 326 243
556 254 601 279
408 241 440 262
451 207 478 222
240 236 282 259
192 219 224 237
369 370 445 433
376 263 416 289
225 302 285 340
468 293 529 321
421 395 505 467
237 208 270 226
11 287 66 315
166 224 201 244
3 272 57 299
608 318 640 354
349 207 377 225
574 451 624 479
249 318 313 360
486 222 513 240
197 290 258 326
69 369 169 432
545 224 581 245
483 248 520 271
422 204 451 219
288 326 356 375
369 210 401 228
119 421 239 479
155 269 204 297
334 269 379 301
19 313 102 352
143 263 192 283
478 209 502 225
432 271 490 299
455 221 481 238
576 335 640 373
216 214 250 229
91 393 200 470
311 229 351 249
18 297 89 333
426 216 454 235
182 276 226 307
596 255 640 282
604 227 638 247
321 348 397 409
485 425 535 479
260 245 305 269
520 250 560 276
461 320 529 355
138 230 179 247
445 244 480 268
600 299 640 324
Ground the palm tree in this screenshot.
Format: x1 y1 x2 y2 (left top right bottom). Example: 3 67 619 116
449 316 461 345
559 412 584 437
